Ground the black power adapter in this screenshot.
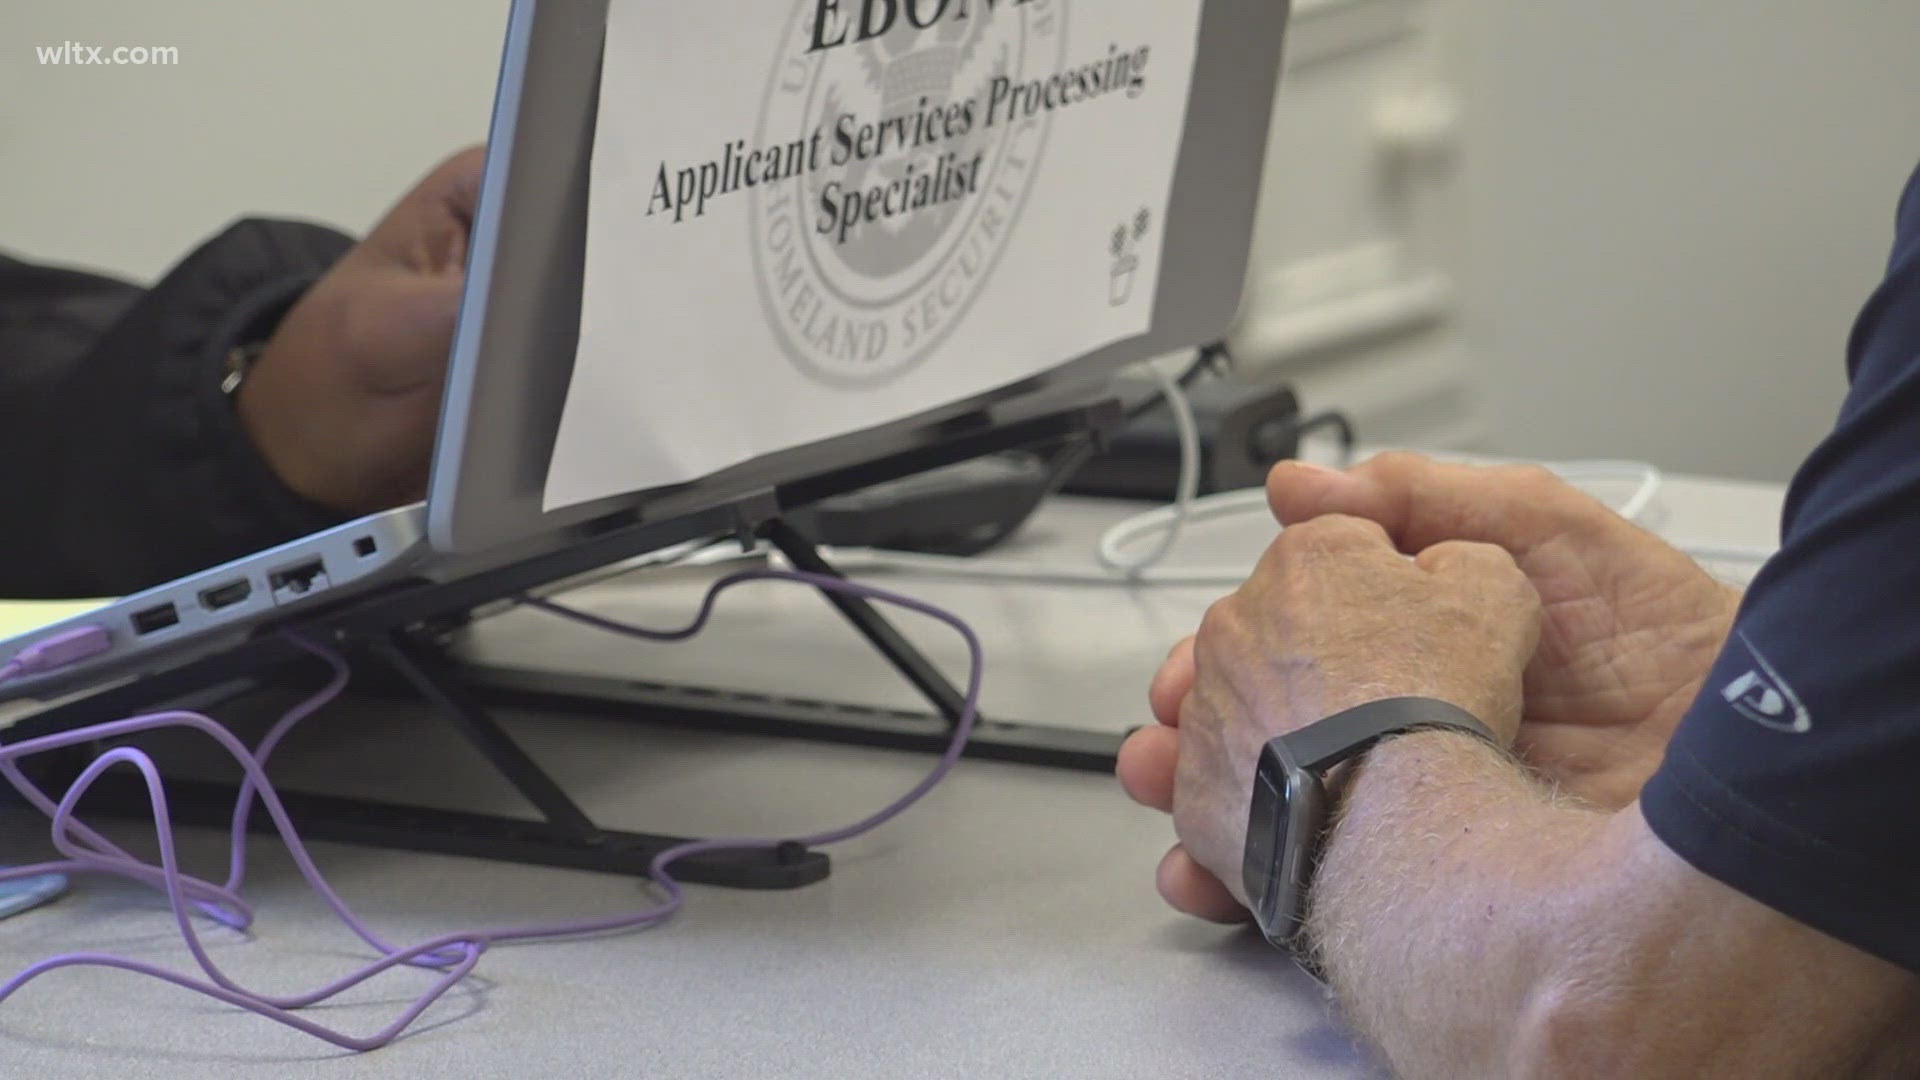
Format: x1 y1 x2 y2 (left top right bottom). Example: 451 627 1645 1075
787 368 1331 557
1058 370 1308 501
784 452 1054 556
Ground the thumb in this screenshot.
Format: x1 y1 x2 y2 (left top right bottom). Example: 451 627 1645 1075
1268 452 1618 557
361 145 486 274
427 144 487 228
1265 459 1376 528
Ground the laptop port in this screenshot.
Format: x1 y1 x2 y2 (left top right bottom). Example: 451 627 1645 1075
353 536 378 558
268 560 331 605
199 579 253 611
132 603 180 636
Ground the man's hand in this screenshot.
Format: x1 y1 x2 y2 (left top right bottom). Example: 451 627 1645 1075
1130 454 1741 830
1117 514 1540 921
238 147 486 515
1261 453 1741 811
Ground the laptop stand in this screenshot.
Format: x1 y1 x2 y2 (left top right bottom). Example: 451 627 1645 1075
9 398 1125 892
438 518 1123 775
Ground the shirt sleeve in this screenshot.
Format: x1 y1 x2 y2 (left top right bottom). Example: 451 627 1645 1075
1640 163 1920 973
0 219 354 599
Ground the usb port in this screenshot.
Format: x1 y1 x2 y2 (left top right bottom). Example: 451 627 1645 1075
199 579 253 611
132 603 180 636
268 560 330 604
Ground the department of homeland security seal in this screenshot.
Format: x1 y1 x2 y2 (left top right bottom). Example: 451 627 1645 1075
753 0 1067 387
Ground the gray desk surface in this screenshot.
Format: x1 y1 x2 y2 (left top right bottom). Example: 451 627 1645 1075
0 475 1784 1079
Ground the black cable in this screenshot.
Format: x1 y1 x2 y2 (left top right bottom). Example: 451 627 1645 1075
1293 410 1358 467
897 343 1237 557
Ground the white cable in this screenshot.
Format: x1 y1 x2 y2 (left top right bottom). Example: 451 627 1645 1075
1672 540 1777 565
1095 363 1202 578
806 545 1254 588
1543 461 1774 563
1084 460 1666 586
542 397 1771 589
603 371 1758 586
825 451 1774 585
1544 459 1663 524
812 486 1278 588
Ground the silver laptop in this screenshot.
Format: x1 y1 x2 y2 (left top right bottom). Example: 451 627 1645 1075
0 0 1290 705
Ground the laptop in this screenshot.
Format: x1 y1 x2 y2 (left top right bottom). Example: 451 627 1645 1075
0 0 1290 706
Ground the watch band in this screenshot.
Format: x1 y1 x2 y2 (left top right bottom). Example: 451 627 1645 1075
1243 697 1503 957
1284 697 1501 772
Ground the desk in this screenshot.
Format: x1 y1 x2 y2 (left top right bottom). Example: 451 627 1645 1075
0 475 1783 1079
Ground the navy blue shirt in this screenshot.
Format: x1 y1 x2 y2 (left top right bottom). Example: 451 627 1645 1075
1642 162 1920 972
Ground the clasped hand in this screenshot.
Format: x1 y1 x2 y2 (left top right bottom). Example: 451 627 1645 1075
1117 454 1740 922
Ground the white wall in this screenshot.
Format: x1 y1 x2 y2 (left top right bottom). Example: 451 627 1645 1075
1448 1 1920 480
2 0 509 283
1231 0 1485 456
1234 0 1920 482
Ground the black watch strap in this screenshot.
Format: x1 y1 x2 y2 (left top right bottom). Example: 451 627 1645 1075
1285 697 1500 772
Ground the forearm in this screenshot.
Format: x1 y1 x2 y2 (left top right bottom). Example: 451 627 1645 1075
1307 730 1604 1076
1306 731 1920 1078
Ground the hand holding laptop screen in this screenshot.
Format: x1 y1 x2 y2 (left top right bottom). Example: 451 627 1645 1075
241 148 487 517
545 0 1206 511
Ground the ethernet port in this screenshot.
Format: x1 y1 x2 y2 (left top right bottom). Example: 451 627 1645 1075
268 560 331 605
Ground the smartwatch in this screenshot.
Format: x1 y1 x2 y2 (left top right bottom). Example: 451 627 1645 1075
1242 697 1499 950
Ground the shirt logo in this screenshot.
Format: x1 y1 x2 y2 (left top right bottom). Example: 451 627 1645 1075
1720 632 1811 734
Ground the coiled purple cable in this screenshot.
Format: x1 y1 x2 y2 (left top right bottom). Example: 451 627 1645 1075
0 569 982 1051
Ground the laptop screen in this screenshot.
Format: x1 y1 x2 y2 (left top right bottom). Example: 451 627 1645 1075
425 0 1290 555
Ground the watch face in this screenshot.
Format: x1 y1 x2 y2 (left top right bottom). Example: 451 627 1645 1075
1244 744 1326 949
1243 765 1287 925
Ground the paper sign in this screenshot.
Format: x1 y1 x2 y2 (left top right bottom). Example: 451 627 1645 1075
546 0 1204 510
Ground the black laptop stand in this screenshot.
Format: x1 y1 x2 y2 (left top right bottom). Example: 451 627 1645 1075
9 399 1125 891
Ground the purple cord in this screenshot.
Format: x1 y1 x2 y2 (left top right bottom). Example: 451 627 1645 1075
0 569 981 1051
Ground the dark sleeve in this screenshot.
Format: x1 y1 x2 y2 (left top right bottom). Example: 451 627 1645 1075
0 219 356 598
1640 162 1920 973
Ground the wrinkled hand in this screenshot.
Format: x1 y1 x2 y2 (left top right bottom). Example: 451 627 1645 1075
1117 515 1541 922
1261 454 1740 811
239 146 486 515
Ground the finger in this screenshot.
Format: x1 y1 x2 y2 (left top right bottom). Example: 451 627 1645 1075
1270 513 1399 562
367 145 487 273
1147 637 1195 727
1267 452 1617 557
1413 539 1523 578
1291 512 1396 550
1156 844 1251 924
1415 540 1538 617
420 146 486 272
1116 725 1178 812
1262 459 1350 528
1416 539 1544 662
429 144 488 228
